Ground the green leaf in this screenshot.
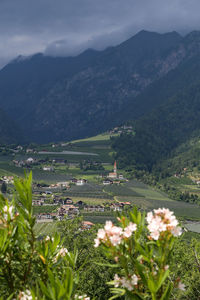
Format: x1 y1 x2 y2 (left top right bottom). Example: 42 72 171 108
156 270 170 292
109 288 126 299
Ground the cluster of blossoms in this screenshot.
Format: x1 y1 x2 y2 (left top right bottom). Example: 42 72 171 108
94 221 137 247
17 290 34 300
2 204 15 221
45 235 54 242
146 208 182 240
113 274 138 291
54 247 68 262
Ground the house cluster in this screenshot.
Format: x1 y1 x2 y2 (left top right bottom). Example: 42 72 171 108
13 157 68 169
109 125 133 135
84 201 131 212
49 181 70 189
32 195 74 207
0 176 14 184
36 196 132 221
70 178 88 186
32 199 44 206
43 166 54 171
13 157 38 167
37 202 80 221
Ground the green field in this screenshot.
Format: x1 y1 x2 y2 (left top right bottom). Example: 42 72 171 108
71 133 119 143
185 222 200 233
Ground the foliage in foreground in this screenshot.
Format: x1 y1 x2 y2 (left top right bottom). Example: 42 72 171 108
0 173 188 299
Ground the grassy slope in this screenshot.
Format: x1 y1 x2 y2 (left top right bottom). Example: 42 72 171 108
154 136 200 197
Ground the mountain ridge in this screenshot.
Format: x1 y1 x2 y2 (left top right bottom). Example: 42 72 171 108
0 30 200 144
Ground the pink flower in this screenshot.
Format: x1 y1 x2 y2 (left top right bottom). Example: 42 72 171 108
146 208 182 240
110 234 122 246
123 222 137 238
97 228 106 239
94 220 137 247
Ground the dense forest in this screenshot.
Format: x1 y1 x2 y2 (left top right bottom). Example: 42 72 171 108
112 79 200 171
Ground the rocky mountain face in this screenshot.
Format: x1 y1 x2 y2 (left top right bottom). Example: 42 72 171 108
1 30 200 143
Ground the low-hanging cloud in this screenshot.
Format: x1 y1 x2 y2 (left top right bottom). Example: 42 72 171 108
1 0 200 67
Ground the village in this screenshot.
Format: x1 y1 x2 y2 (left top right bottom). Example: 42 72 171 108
0 158 132 225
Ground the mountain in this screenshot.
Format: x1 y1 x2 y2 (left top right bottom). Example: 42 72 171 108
0 108 24 144
0 30 183 143
112 51 200 170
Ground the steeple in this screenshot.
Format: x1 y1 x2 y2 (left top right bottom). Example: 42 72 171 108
114 161 117 174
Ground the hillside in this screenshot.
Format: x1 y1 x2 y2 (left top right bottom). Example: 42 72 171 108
0 108 23 144
112 47 200 170
0 30 183 143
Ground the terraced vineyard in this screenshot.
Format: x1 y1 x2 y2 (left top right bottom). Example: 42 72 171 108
34 222 58 236
65 183 113 199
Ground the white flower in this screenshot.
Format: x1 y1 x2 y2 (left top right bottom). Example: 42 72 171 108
2 204 14 220
18 290 34 300
75 295 90 300
178 281 186 291
113 274 121 287
58 247 68 257
45 235 50 241
104 221 113 232
94 238 100 248
171 226 182 237
131 274 138 286
97 228 106 239
113 274 138 291
53 247 68 262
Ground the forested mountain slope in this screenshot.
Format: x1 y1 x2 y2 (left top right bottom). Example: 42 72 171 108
0 108 23 144
113 78 200 170
0 30 183 143
2 30 200 144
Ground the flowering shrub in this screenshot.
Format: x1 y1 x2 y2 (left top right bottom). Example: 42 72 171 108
95 208 184 299
0 172 185 299
0 173 84 300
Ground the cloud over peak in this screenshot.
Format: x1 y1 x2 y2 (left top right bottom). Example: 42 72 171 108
1 0 200 67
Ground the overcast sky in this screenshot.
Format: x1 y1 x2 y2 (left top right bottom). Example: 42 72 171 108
0 0 200 68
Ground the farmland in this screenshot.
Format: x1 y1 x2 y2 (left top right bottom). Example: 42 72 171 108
1 131 200 236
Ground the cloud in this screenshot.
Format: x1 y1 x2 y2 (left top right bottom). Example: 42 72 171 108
0 0 200 67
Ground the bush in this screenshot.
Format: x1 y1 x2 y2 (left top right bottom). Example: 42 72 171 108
0 173 186 299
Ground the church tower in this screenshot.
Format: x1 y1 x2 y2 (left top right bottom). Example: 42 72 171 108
114 161 117 174
108 161 117 179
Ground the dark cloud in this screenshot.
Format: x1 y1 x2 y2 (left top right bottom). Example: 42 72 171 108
0 0 200 67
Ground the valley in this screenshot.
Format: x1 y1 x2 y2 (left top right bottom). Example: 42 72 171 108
1 131 200 238
1 30 200 239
